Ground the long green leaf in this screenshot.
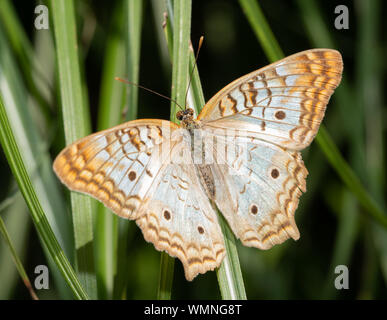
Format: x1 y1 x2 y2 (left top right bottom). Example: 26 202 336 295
0 0 52 121
50 0 97 298
95 0 127 300
295 0 364 298
0 94 89 299
296 0 364 166
157 0 193 299
0 215 38 300
239 0 284 61
163 1 247 300
216 215 247 299
125 0 143 121
169 0 192 122
0 14 74 298
355 0 387 288
0 190 30 299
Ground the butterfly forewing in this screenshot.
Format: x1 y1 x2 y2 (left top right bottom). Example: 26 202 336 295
53 119 180 219
199 49 343 150
53 119 226 280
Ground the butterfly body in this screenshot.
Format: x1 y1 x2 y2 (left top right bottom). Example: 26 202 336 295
54 49 343 280
177 108 218 199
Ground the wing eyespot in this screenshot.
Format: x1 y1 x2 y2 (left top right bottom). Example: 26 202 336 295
163 209 171 220
271 168 280 179
275 111 286 120
128 171 137 181
249 204 258 215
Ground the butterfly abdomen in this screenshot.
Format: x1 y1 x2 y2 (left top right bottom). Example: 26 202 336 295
184 122 217 200
196 164 216 199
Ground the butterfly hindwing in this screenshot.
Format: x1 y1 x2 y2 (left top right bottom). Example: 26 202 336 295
136 159 225 281
206 130 308 249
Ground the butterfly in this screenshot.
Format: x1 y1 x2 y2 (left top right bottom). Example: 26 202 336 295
53 49 343 281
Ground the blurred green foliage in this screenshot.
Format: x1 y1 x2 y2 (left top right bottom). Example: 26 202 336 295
0 0 386 299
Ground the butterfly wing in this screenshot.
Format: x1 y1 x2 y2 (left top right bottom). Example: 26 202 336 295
200 49 342 248
199 49 343 150
136 159 225 281
53 119 225 280
53 119 178 219
205 131 307 249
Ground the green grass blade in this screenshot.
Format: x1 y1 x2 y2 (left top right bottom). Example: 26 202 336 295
0 215 38 300
125 0 143 121
355 0 383 198
157 0 194 299
297 0 387 296
216 215 247 299
152 1 173 301
169 0 192 122
111 0 145 299
50 0 97 298
0 190 30 299
95 0 127 300
239 0 283 61
151 0 172 77
0 0 52 120
97 4 127 130
322 189 359 298
238 0 283 63
155 6 175 301
239 0 387 228
296 0 365 173
113 222 135 299
355 0 387 287
163 1 247 300
317 127 387 228
0 15 74 281
157 252 176 300
0 94 89 300
187 45 206 115
295 0 363 298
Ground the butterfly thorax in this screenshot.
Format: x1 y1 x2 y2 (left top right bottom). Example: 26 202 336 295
177 108 216 199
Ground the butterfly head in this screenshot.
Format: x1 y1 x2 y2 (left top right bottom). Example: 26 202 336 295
176 108 196 127
177 108 200 130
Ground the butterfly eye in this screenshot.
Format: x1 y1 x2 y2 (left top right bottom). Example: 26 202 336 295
176 111 183 121
197 226 204 234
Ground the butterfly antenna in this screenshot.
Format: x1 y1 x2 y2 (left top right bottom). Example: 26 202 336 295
115 77 185 111
184 36 204 111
